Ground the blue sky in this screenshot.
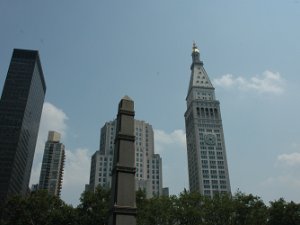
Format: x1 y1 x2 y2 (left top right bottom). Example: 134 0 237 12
1 0 300 206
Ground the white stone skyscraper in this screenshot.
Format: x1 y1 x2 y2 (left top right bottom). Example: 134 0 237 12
89 119 163 198
39 131 65 197
184 43 231 197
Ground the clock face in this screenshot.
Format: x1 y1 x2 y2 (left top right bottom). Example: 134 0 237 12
204 134 216 145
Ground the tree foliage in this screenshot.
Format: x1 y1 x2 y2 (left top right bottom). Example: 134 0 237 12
203 192 233 225
76 186 110 225
1 188 300 225
0 190 75 225
268 198 300 225
231 191 268 225
176 190 204 225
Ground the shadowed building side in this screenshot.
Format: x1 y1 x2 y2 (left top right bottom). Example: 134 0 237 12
0 49 46 204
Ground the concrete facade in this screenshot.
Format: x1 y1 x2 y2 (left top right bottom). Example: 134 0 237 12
184 43 231 197
109 96 136 225
39 131 65 197
89 119 163 198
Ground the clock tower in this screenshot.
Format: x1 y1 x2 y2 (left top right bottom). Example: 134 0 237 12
184 43 231 197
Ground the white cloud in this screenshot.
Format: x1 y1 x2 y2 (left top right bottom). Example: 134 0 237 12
259 175 300 203
30 102 68 186
277 152 300 166
213 70 285 94
61 148 91 206
30 102 91 206
256 152 300 203
154 129 186 153
63 148 90 187
261 175 300 189
36 102 68 152
154 129 188 195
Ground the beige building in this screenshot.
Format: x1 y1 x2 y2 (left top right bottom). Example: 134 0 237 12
39 131 65 197
89 120 163 198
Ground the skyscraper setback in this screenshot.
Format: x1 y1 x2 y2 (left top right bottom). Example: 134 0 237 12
39 131 65 197
89 119 163 198
184 43 231 197
0 49 46 203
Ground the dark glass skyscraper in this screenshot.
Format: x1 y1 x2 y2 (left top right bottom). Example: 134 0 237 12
0 49 46 203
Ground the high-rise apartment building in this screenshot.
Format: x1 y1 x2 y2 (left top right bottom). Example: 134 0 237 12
0 49 46 203
184 43 231 197
39 131 65 197
89 120 163 198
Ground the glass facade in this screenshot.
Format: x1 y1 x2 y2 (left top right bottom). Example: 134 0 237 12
0 49 46 203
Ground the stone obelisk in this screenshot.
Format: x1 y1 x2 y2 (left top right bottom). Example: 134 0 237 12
108 96 137 225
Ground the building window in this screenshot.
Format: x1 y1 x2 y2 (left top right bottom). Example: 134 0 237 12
204 190 210 195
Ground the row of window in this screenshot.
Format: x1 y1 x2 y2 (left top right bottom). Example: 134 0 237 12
198 124 221 128
202 165 224 169
204 179 227 185
99 177 106 182
204 190 228 195
201 160 225 165
203 175 226 179
195 101 218 107
201 150 223 155
204 185 227 189
196 107 219 119
201 156 224 160
99 157 112 161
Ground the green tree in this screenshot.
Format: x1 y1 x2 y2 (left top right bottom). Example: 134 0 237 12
268 198 300 225
137 193 176 225
27 190 62 225
76 186 110 225
48 202 77 225
232 192 267 225
1 195 31 225
0 190 76 225
203 193 234 225
284 201 300 225
136 189 148 225
176 190 204 225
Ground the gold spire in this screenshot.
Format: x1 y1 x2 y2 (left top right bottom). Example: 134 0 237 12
192 41 200 53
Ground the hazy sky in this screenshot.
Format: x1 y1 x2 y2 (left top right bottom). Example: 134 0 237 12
1 0 300 206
